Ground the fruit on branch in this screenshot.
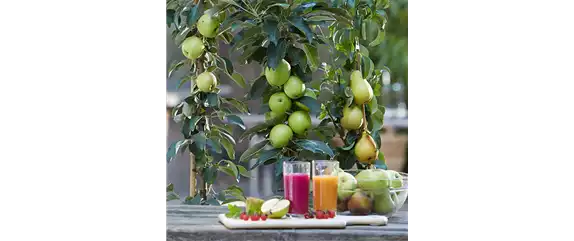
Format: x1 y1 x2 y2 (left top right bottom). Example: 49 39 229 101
288 111 312 136
197 14 220 38
269 92 292 114
354 131 379 164
283 76 305 99
350 70 374 105
341 105 363 130
265 59 291 86
269 124 293 148
196 71 218 92
265 111 286 124
181 36 205 60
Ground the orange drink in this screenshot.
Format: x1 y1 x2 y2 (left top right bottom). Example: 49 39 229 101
313 175 338 211
312 160 339 212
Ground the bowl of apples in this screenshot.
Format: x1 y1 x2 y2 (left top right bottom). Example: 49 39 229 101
336 168 408 217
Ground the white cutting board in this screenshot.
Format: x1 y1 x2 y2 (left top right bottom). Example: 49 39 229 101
218 214 387 229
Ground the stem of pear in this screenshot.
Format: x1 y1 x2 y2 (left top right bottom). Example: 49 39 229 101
361 104 368 132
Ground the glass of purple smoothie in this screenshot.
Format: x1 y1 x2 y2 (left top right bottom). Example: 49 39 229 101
283 161 310 216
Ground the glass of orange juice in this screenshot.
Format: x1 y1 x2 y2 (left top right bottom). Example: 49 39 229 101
312 160 339 213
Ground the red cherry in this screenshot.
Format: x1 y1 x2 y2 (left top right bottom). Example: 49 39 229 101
327 210 335 218
242 215 249 221
261 215 268 221
251 214 260 221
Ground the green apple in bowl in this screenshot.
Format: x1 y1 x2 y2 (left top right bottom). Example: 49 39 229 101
355 169 390 191
337 171 357 200
387 170 404 188
373 188 397 215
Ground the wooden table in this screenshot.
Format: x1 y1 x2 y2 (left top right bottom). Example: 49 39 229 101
167 202 408 241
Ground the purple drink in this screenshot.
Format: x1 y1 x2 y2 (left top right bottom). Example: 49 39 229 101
283 173 310 214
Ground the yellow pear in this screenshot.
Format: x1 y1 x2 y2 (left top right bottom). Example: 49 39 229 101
341 105 363 130
354 131 379 164
350 70 374 105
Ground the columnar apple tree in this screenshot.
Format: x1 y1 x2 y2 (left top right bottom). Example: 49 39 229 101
226 1 361 186
166 0 251 204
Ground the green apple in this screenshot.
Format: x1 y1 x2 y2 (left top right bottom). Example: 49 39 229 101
269 124 293 148
287 111 311 136
196 72 218 92
181 36 205 60
355 169 390 191
197 14 220 38
387 170 404 188
337 171 357 200
269 92 292 114
265 59 291 86
265 111 286 124
261 198 290 219
283 76 305 99
373 188 396 215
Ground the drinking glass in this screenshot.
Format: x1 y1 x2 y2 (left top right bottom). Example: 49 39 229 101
283 161 310 215
312 160 339 213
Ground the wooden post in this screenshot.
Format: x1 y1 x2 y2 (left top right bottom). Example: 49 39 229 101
189 154 196 197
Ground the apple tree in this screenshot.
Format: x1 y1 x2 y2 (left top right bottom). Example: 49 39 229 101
229 0 364 185
166 0 251 205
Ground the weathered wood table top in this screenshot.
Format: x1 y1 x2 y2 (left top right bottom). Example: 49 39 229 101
167 202 408 241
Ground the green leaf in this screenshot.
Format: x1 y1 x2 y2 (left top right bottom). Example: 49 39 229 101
225 115 246 130
266 38 287 69
166 192 180 201
230 73 246 88
188 116 202 132
206 198 221 206
203 165 218 185
377 152 386 165
221 160 239 180
207 137 222 154
302 44 319 72
293 140 334 157
177 76 191 90
223 185 246 201
167 183 174 192
206 93 219 108
288 16 313 43
296 96 321 114
220 136 235 160
168 60 185 78
182 102 193 117
262 19 279 45
184 194 202 205
167 139 190 163
264 3 290 12
221 57 234 75
239 140 270 163
369 30 385 47
223 98 249 113
293 2 317 13
250 148 281 170
225 204 242 218
187 4 200 26
371 130 381 149
248 75 268 100
192 132 207 149
237 165 251 178
219 166 237 180
361 55 375 80
167 9 175 27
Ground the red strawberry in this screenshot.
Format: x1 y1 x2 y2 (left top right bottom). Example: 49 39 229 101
261 215 268 221
327 210 335 218
251 214 260 221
